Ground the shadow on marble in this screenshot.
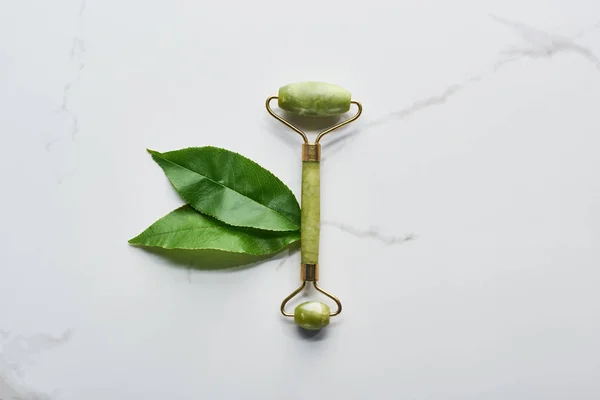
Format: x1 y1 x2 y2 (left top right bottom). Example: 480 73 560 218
265 111 350 148
280 315 330 341
323 126 356 150
281 112 342 131
141 242 300 272
295 325 329 341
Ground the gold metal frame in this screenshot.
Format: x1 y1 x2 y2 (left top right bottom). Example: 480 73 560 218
279 263 342 317
265 95 363 319
265 97 363 145
280 281 343 317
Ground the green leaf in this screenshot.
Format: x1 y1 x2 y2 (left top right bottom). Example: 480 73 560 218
147 147 300 232
134 247 299 271
129 205 300 256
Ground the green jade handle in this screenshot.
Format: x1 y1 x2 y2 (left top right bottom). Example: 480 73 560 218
301 154 320 265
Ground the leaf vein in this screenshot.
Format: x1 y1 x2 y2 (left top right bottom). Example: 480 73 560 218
153 152 299 228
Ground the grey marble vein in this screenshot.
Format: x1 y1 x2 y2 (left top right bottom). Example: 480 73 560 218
0 330 73 399
48 0 86 152
271 222 412 272
323 221 415 245
322 16 600 161
491 15 600 70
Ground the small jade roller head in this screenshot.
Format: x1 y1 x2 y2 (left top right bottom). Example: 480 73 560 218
266 82 362 331
294 301 331 330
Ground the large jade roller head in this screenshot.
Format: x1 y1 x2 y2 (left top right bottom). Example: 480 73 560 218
278 81 352 117
266 81 362 330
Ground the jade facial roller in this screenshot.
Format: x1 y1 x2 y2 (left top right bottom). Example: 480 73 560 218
266 82 362 330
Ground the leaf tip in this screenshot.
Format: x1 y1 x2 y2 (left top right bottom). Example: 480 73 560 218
146 148 159 156
127 235 141 245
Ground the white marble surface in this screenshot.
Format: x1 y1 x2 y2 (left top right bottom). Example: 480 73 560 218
1 0 600 399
